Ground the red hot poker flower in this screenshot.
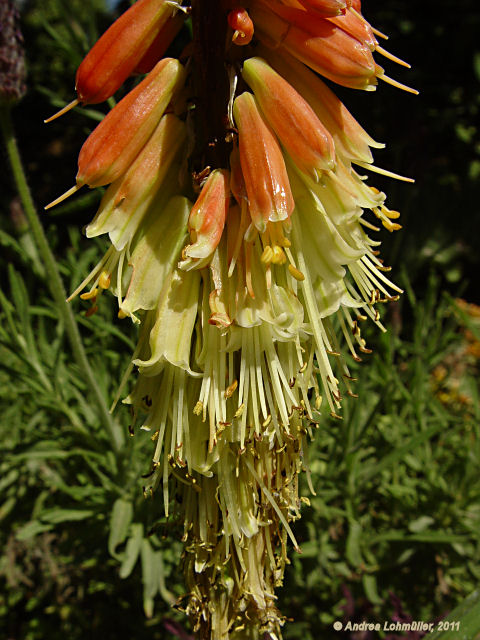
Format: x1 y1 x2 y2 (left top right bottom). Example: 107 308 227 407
295 0 350 17
251 0 381 90
77 58 185 188
134 12 185 74
242 56 335 177
182 169 230 267
228 7 254 45
233 92 294 234
75 0 177 105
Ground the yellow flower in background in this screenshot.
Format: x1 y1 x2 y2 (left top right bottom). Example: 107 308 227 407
46 0 416 637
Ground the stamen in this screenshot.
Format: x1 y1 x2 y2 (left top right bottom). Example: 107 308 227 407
371 25 389 40
288 264 305 281
375 45 411 68
80 288 98 301
98 271 111 289
377 72 419 95
44 98 80 124
45 184 82 210
244 458 301 553
354 161 415 183
271 245 287 265
245 242 255 298
224 379 238 398
261 245 274 264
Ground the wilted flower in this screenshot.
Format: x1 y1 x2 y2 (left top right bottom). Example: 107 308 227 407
46 1 416 637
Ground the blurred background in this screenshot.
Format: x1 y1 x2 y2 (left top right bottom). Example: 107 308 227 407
1 0 479 639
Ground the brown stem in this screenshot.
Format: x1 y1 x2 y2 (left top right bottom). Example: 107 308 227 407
191 0 231 173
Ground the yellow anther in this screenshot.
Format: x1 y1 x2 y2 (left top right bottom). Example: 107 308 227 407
382 207 401 219
280 237 291 248
224 380 238 399
80 288 98 300
262 414 272 427
271 245 286 264
234 403 245 418
382 220 402 232
315 396 323 410
193 401 203 416
261 245 274 264
118 309 128 319
99 270 111 289
288 264 305 281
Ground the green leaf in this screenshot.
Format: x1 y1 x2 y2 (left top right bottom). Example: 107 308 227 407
409 515 435 533
108 498 133 558
16 520 53 541
141 538 158 618
359 422 446 482
346 521 363 567
119 523 143 579
425 590 480 639
40 508 94 524
363 574 383 605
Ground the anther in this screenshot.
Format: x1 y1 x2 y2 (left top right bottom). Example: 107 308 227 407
98 271 111 289
224 380 238 398
288 264 305 281
80 288 98 301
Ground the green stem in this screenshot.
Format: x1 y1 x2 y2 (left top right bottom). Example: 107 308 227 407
0 104 124 454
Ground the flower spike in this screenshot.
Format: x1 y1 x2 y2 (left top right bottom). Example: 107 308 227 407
45 0 417 635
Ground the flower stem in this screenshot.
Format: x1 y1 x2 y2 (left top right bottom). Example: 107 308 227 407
191 0 231 171
0 104 124 453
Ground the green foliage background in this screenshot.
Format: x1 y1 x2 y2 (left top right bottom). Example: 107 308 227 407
1 0 479 639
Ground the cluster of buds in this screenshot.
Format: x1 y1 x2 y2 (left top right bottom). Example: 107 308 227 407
46 0 416 637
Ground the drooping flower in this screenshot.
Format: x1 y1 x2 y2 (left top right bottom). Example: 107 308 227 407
46 1 416 637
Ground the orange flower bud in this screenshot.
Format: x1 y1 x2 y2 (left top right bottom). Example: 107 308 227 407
227 7 254 45
183 169 230 263
77 58 185 188
86 113 187 249
134 13 185 74
229 147 248 205
76 0 176 104
328 6 377 50
250 1 381 90
295 0 349 17
242 57 335 176
259 49 383 163
233 92 294 233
